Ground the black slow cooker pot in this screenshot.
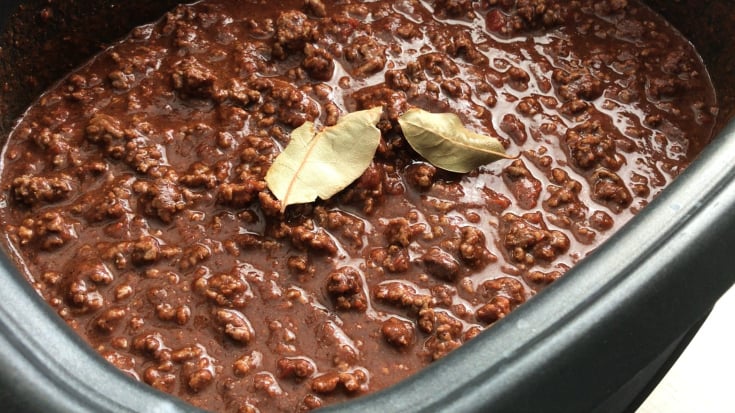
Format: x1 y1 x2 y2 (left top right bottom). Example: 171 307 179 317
0 1 733 412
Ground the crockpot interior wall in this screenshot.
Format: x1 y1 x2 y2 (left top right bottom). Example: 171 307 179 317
0 0 181 135
0 1 734 413
642 0 735 128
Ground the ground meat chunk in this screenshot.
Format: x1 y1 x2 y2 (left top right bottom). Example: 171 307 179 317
10 173 73 207
303 44 335 81
310 369 369 395
222 78 262 107
381 317 415 348
484 0 563 35
458 226 494 269
85 113 126 159
516 96 543 116
267 79 320 127
351 85 407 125
80 185 131 224
180 162 219 189
194 270 251 308
273 10 316 59
499 113 528 145
501 212 570 268
108 70 134 91
298 394 324 411
133 175 189 224
338 162 386 214
253 372 284 397
647 76 688 101
130 236 163 266
217 180 267 208
661 50 694 76
304 0 327 17
565 121 623 171
326 266 367 312
233 351 262 377
122 139 165 174
316 209 366 249
374 281 432 314
74 258 115 285
420 309 463 360
506 66 531 91
370 245 411 274
478 277 526 305
552 68 604 102
171 57 217 99
28 128 75 168
17 211 78 251
589 210 614 231
93 307 128 333
404 162 437 191
418 52 460 78
155 301 191 326
593 0 628 15
589 168 633 213
429 284 456 308
187 366 215 393
475 296 511 324
433 0 474 18
383 218 414 247
502 159 542 209
421 247 461 281
543 168 587 229
277 357 316 380
85 113 126 148
179 243 211 271
215 308 255 344
385 69 412 91
63 277 104 312
286 220 339 255
526 269 563 286
444 31 488 65
343 35 387 78
142 365 176 392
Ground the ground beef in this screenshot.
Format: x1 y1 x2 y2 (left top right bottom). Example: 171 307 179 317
10 173 74 207
501 212 571 268
272 10 316 59
565 120 623 171
171 56 218 99
421 247 461 281
474 277 528 324
589 168 634 213
326 266 368 312
484 0 563 35
380 316 416 348
502 159 542 209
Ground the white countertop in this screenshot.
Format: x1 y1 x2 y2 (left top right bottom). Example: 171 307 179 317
637 284 735 413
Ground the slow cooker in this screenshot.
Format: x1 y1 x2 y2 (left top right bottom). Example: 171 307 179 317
0 1 734 412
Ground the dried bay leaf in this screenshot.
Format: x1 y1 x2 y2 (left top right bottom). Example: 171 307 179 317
398 108 509 173
265 107 382 209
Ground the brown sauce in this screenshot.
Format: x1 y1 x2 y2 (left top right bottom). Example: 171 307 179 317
0 0 717 411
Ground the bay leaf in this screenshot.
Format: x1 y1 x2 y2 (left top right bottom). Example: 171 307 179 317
265 107 382 209
398 108 509 173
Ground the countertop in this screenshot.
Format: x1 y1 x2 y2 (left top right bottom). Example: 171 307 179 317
637 284 735 413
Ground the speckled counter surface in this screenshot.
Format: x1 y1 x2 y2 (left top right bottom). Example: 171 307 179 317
638 284 735 413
